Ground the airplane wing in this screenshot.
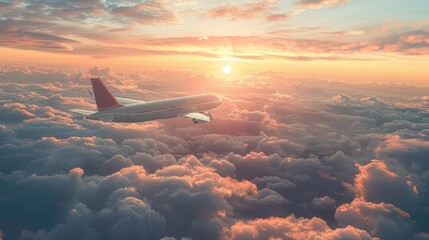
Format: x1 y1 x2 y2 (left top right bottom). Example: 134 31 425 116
70 109 96 116
116 97 145 106
183 112 212 123
98 114 115 122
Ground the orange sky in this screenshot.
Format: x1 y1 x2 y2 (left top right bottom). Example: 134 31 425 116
1 0 428 84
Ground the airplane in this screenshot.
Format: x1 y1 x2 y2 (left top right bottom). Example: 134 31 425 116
71 77 222 123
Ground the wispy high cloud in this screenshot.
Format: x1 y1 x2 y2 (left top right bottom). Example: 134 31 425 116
0 20 77 51
206 0 285 21
0 0 427 66
109 0 178 24
1 16 428 60
296 0 351 9
0 0 177 24
265 13 288 21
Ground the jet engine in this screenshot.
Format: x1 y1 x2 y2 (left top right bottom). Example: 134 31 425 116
192 118 205 124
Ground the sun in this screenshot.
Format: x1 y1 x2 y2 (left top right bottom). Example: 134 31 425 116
223 65 232 74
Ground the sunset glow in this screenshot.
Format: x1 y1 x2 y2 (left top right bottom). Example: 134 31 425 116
1 1 429 240
0 0 427 84
223 65 232 74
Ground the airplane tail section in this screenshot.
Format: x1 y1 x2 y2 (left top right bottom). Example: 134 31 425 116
91 77 121 111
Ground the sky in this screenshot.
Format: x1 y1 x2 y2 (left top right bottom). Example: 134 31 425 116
1 1 429 240
0 0 429 83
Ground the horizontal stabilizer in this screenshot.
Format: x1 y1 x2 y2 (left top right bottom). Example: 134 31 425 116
116 97 145 106
70 109 96 116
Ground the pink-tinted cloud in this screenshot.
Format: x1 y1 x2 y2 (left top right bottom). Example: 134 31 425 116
0 20 77 51
322 30 366 36
336 199 413 239
0 1 17 11
296 0 351 9
354 160 418 211
129 31 429 58
1 16 428 59
110 0 178 24
265 13 288 21
206 0 279 21
375 135 429 171
230 215 374 240
0 0 174 24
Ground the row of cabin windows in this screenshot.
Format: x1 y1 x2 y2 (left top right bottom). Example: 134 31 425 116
133 100 211 115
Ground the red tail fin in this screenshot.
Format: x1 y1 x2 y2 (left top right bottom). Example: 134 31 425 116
91 78 121 111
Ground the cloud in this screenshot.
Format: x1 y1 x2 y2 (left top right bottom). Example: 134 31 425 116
125 32 429 60
354 160 418 211
322 30 366 36
109 0 178 24
336 199 413 240
265 13 288 21
230 215 374 240
5 0 106 21
1 17 428 60
382 30 429 55
0 103 36 123
375 135 429 172
206 0 278 21
311 195 336 210
0 1 179 54
0 0 175 24
0 1 17 11
296 0 351 9
1 65 429 239
0 124 16 140
0 0 427 65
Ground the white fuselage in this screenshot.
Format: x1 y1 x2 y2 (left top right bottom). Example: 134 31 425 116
87 94 221 123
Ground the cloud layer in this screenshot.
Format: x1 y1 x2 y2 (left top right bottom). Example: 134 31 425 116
0 65 429 239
